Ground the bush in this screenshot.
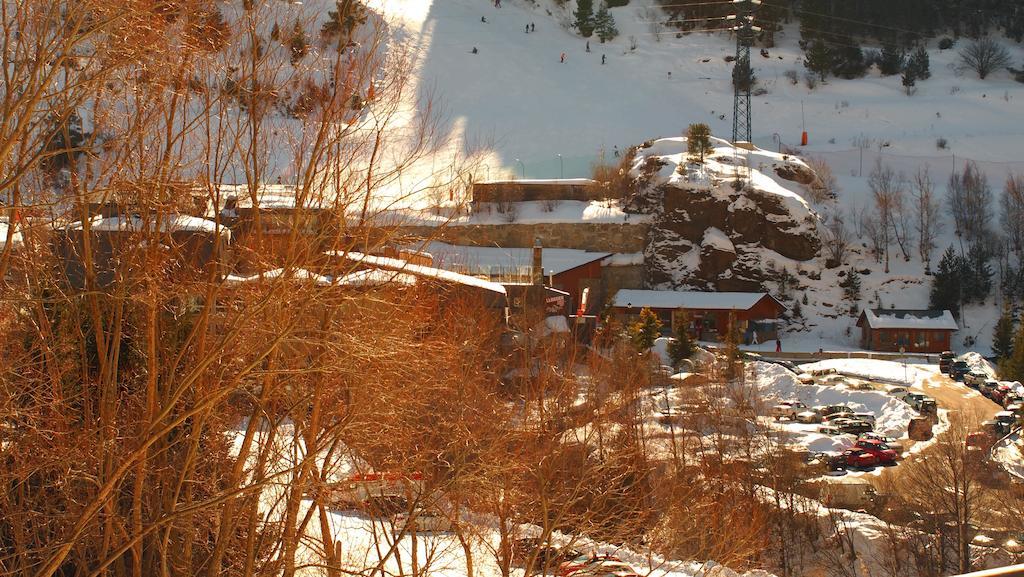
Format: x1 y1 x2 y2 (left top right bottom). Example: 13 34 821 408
804 72 818 89
936 137 948 150
686 123 712 161
784 69 799 85
938 37 955 50
878 45 906 76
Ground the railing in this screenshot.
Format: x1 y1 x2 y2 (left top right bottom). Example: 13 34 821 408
950 565 1024 577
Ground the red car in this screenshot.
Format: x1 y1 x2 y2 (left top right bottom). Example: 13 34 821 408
854 439 898 464
558 554 620 577
839 448 880 468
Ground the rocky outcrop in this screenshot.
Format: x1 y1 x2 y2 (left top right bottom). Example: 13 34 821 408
628 137 821 290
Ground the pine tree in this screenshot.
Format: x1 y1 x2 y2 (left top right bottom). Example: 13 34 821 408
289 20 309 65
964 243 993 303
722 311 742 382
831 42 867 79
630 307 662 351
594 3 618 42
686 123 712 162
322 1 369 47
1000 316 1024 382
667 311 694 368
902 67 917 95
840 268 862 316
804 39 832 82
878 45 906 76
929 246 962 316
993 307 1015 361
908 45 931 79
574 0 595 37
732 54 756 92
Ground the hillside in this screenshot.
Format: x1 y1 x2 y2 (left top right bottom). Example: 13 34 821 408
382 0 1024 353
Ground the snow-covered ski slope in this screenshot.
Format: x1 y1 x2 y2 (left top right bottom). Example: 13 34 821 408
384 0 1024 179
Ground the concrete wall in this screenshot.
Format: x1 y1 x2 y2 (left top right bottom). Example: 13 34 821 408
396 222 650 253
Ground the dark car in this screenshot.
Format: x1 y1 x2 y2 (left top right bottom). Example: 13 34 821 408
834 418 873 435
939 351 955 373
513 539 581 571
917 398 938 416
950 361 971 381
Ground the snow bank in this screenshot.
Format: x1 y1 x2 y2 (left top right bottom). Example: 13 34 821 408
960 352 997 378
751 362 915 447
799 358 929 385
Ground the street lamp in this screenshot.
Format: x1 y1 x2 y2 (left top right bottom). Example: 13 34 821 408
515 158 525 179
557 154 563 179
900 346 907 384
772 132 781 153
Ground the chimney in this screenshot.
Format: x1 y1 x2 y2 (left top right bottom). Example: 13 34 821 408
532 237 544 286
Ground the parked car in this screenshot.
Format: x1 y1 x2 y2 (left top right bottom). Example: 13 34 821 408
817 478 879 509
1006 403 1024 418
979 379 999 398
848 380 876 391
939 351 955 373
859 432 905 452
904 393 927 407
558 554 620 577
817 425 843 436
995 411 1018 436
819 405 854 417
797 373 815 384
992 384 1013 405
965 372 989 388
854 439 898 464
852 412 877 425
771 400 809 420
838 448 880 468
763 358 800 373
795 410 823 424
823 412 858 423
950 361 971 381
917 398 938 416
835 419 873 435
1004 394 1024 409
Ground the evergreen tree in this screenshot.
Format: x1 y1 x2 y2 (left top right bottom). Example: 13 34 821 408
732 54 756 91
594 3 618 42
791 299 803 319
929 246 962 316
993 307 1015 361
878 45 906 76
831 42 868 79
908 45 931 79
1000 316 1024 382
667 311 694 368
289 20 309 65
840 268 862 316
804 39 832 81
630 307 662 351
574 0 595 37
322 1 369 47
686 123 712 162
964 243 993 303
902 67 917 95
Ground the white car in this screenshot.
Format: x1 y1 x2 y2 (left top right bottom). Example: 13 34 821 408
795 410 823 424
771 401 809 420
797 373 815 384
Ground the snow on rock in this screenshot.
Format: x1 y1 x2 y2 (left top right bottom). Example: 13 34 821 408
992 429 1024 481
627 137 820 292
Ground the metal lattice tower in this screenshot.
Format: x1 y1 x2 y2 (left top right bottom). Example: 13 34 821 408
731 0 759 144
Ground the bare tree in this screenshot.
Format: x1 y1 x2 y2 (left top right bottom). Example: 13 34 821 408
948 161 993 249
898 412 988 575
960 37 1012 79
1002 174 1024 264
869 160 909 271
912 166 943 273
822 211 851 268
802 155 839 204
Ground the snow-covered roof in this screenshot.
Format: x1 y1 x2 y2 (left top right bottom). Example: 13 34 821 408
225 268 334 286
858 309 958 331
612 289 781 311
407 242 611 276
331 251 507 296
69 214 228 236
476 178 597 186
335 268 418 287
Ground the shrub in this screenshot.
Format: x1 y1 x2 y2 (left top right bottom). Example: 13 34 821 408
784 69 799 85
686 123 712 161
938 37 955 50
936 137 948 150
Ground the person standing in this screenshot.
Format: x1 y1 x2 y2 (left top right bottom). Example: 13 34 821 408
586 41 590 52
601 54 606 65
525 24 529 33
560 52 566 63
531 22 535 32
775 338 782 353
